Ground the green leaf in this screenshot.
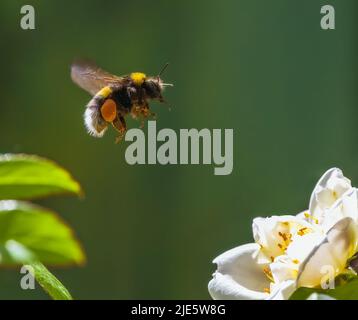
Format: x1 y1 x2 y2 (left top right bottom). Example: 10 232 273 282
0 154 82 200
290 276 358 300
0 200 85 266
27 262 73 300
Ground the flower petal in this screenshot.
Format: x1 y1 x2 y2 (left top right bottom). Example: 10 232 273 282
309 168 352 224
208 243 269 300
286 232 325 263
267 279 297 300
297 217 358 288
321 188 358 231
270 255 299 283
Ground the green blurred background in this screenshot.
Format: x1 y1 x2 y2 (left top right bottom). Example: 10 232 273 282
0 0 357 299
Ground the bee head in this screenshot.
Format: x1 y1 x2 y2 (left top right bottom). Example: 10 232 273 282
131 64 173 100
142 77 164 99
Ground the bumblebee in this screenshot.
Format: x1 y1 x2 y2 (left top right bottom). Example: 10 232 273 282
71 60 172 142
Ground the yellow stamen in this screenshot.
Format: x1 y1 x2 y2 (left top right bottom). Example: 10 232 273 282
264 287 270 293
293 259 299 264
297 227 309 236
278 231 287 241
304 212 319 224
277 231 292 252
263 267 274 282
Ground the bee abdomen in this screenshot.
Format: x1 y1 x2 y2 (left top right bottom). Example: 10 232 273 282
84 95 108 137
83 86 115 137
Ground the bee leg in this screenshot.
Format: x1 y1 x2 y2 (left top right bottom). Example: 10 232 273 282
150 111 157 120
131 105 140 120
137 87 144 105
135 104 145 128
112 116 127 144
142 104 156 120
141 108 147 128
146 109 157 120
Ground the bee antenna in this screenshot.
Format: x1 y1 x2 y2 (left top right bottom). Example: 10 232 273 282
158 62 170 78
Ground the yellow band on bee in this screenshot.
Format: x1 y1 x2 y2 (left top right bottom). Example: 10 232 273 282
130 72 146 86
97 86 113 98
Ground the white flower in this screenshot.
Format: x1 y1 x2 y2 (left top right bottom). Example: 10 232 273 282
208 168 358 300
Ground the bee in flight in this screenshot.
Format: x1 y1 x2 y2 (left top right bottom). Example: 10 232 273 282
71 60 172 143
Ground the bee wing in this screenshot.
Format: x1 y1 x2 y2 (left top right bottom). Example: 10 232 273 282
71 59 124 95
